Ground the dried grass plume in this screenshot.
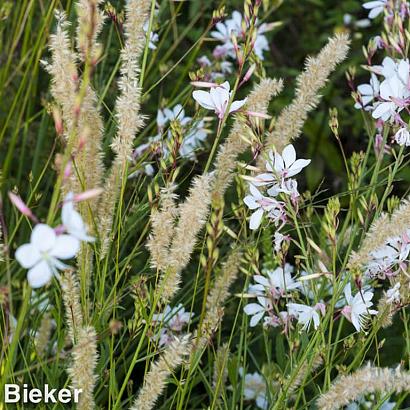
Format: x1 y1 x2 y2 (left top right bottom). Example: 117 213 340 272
317 363 410 410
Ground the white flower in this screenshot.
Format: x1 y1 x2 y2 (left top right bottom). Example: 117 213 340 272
152 304 194 332
15 224 80 288
373 57 404 79
151 304 194 346
192 81 247 119
363 0 387 19
243 184 281 230
341 283 377 332
372 75 408 121
197 55 212 67
211 21 235 45
62 193 94 242
394 127 410 146
366 232 410 277
267 144 311 181
354 74 380 109
386 282 401 304
244 296 272 327
248 264 300 299
239 368 268 410
274 231 286 252
287 302 325 331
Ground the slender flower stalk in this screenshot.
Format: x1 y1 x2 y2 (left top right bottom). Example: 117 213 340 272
98 0 151 256
258 34 350 167
67 326 98 410
212 78 283 203
129 335 191 410
317 363 410 410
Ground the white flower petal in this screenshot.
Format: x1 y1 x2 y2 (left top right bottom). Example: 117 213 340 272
31 224 56 252
27 260 53 288
250 208 264 230
282 145 296 168
249 184 262 199
15 244 41 269
250 311 265 327
210 86 228 113
287 159 311 177
50 235 80 259
357 84 374 95
244 195 259 210
253 275 270 287
244 303 265 315
229 98 247 113
368 5 384 18
372 102 392 119
192 90 215 110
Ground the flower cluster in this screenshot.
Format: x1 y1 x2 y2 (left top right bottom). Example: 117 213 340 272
244 144 310 230
243 264 326 331
355 1 410 147
196 10 272 82
244 263 377 333
150 304 194 346
133 103 209 174
365 230 410 279
210 11 270 61
14 192 94 288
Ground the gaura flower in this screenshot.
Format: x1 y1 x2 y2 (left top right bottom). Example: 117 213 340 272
287 302 325 331
267 144 311 181
243 296 272 327
386 282 401 304
372 75 409 121
15 224 80 288
394 127 410 146
354 74 380 109
341 283 377 332
248 264 300 299
192 81 247 119
239 368 269 410
243 184 281 230
151 304 194 332
151 304 194 346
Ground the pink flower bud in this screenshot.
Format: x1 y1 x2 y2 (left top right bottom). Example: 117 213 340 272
244 64 256 82
246 111 272 119
63 162 72 180
8 192 38 223
52 107 63 136
73 188 103 202
190 81 219 88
